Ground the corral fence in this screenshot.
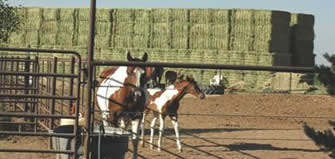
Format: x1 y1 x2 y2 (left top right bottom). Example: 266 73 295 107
0 48 83 159
0 46 317 159
0 1 319 159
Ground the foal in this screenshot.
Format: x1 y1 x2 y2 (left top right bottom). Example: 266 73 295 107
140 76 205 152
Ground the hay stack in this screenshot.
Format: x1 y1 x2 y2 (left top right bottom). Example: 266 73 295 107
290 13 315 67
253 10 291 53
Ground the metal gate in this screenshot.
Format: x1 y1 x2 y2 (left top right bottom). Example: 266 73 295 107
0 48 82 158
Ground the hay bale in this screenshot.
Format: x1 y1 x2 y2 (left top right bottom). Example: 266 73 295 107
40 21 58 46
210 37 229 50
144 49 164 62
152 23 168 36
292 52 315 67
271 73 311 92
72 46 88 59
189 36 210 49
114 9 135 22
291 26 314 41
290 13 314 27
134 9 150 23
291 40 314 54
113 35 133 48
244 52 259 65
133 23 150 36
190 24 211 37
170 37 188 49
216 51 231 64
189 24 211 49
8 30 26 45
229 9 254 51
211 24 229 38
40 21 58 32
253 24 290 53
253 10 291 53
132 35 149 48
189 9 212 24
25 8 42 29
169 9 188 22
25 30 39 46
290 13 315 67
114 22 134 36
170 23 188 49
229 52 245 65
151 23 169 48
96 21 111 35
256 53 291 66
151 9 169 23
76 8 110 22
96 9 112 22
189 50 204 63
202 50 219 64
173 49 191 63
211 9 229 24
59 8 75 22
76 21 90 46
42 8 59 21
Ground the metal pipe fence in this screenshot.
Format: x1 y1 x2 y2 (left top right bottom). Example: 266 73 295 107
0 47 82 159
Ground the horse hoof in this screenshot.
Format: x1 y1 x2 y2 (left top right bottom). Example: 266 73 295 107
157 148 161 152
178 149 183 153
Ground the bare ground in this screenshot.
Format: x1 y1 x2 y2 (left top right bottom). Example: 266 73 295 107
1 93 335 159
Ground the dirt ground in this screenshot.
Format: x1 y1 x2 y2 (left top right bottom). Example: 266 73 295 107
1 93 335 159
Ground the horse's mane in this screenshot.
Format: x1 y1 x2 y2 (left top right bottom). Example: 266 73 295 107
99 67 118 80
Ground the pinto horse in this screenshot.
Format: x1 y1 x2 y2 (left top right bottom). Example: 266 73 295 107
140 76 205 152
96 52 151 158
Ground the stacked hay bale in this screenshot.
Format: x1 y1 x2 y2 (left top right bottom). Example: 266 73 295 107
4 8 315 91
222 9 292 89
290 13 315 67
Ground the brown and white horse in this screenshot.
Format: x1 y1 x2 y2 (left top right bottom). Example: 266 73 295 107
96 52 151 158
140 76 205 152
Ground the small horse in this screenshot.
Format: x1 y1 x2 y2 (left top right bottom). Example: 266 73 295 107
96 51 151 159
140 76 205 152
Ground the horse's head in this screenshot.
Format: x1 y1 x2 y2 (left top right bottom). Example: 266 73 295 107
126 52 150 103
180 76 205 99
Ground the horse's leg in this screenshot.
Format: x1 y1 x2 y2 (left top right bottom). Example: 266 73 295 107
170 115 182 152
157 113 165 152
131 119 140 159
140 110 147 147
149 113 158 150
102 111 110 126
120 116 126 129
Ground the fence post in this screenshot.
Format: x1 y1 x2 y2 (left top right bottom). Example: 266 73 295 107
69 57 75 113
24 56 30 112
33 56 39 132
49 57 58 130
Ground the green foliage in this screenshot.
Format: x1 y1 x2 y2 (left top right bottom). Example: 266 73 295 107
303 52 335 158
304 123 335 158
313 53 335 95
0 0 21 42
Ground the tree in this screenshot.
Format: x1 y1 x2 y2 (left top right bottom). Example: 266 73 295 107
304 52 335 158
314 53 335 94
0 0 21 43
304 122 335 158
